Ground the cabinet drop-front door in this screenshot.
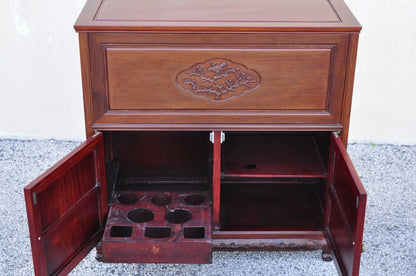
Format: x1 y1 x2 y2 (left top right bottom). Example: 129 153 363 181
24 133 107 276
325 133 367 276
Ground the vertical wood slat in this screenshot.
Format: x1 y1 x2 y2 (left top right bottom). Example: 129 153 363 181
24 188 49 275
94 137 108 227
78 32 94 138
212 131 222 229
323 133 337 229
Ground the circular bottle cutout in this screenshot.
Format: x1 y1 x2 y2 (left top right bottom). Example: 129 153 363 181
118 194 138 205
127 208 154 223
164 209 192 224
184 194 205 205
151 194 172 206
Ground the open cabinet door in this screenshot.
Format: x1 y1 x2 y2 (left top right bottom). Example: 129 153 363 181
325 133 367 276
24 133 107 276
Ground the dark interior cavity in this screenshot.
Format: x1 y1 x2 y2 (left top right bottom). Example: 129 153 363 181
110 226 133 237
151 194 172 206
164 209 192 224
183 227 205 239
184 194 205 205
145 227 172 239
127 208 155 223
117 194 138 205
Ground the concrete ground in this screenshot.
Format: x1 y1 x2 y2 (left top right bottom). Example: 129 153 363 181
0 138 415 275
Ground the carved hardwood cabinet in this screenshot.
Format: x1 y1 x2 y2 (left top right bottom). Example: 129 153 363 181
24 0 367 275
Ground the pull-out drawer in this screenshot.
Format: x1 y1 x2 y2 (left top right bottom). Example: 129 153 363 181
85 33 350 130
101 190 212 264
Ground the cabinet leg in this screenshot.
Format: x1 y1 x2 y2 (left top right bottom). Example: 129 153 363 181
95 241 104 262
321 248 332 262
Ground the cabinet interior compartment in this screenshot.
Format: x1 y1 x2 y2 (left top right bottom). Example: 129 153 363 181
222 132 329 178
105 131 212 192
99 131 332 261
101 131 213 264
219 132 330 231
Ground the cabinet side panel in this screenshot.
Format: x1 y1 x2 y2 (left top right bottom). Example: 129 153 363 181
111 132 210 178
340 33 359 146
79 33 94 138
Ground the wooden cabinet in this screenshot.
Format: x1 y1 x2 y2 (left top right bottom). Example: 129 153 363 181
24 0 366 275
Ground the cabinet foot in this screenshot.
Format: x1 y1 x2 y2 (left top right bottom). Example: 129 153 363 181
321 248 332 262
95 241 104 262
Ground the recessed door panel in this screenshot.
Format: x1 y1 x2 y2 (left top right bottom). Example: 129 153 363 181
24 133 107 276
326 133 366 276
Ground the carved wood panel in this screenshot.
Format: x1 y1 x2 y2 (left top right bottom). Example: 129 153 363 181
176 58 261 101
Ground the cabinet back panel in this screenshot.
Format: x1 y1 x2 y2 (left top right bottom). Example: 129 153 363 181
109 132 211 178
222 132 329 178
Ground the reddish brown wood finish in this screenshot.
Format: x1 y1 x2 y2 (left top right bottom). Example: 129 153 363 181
87 32 349 129
75 0 361 32
102 191 212 263
340 33 360 147
24 133 107 276
325 133 367 276
78 32 94 138
212 131 222 230
106 48 331 109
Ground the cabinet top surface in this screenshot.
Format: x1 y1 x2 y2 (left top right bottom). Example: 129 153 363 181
75 0 361 32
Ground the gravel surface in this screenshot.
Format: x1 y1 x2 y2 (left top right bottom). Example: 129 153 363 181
0 138 415 275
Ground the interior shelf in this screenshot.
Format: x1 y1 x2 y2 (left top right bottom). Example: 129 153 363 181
222 133 327 178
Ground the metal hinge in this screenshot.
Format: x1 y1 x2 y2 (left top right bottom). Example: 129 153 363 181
356 196 359 209
32 192 37 206
353 241 365 253
210 131 225 144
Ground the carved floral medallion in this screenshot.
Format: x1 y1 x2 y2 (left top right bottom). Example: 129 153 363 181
176 58 261 101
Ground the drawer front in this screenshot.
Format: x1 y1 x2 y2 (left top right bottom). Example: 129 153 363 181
107 48 330 110
88 33 349 128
